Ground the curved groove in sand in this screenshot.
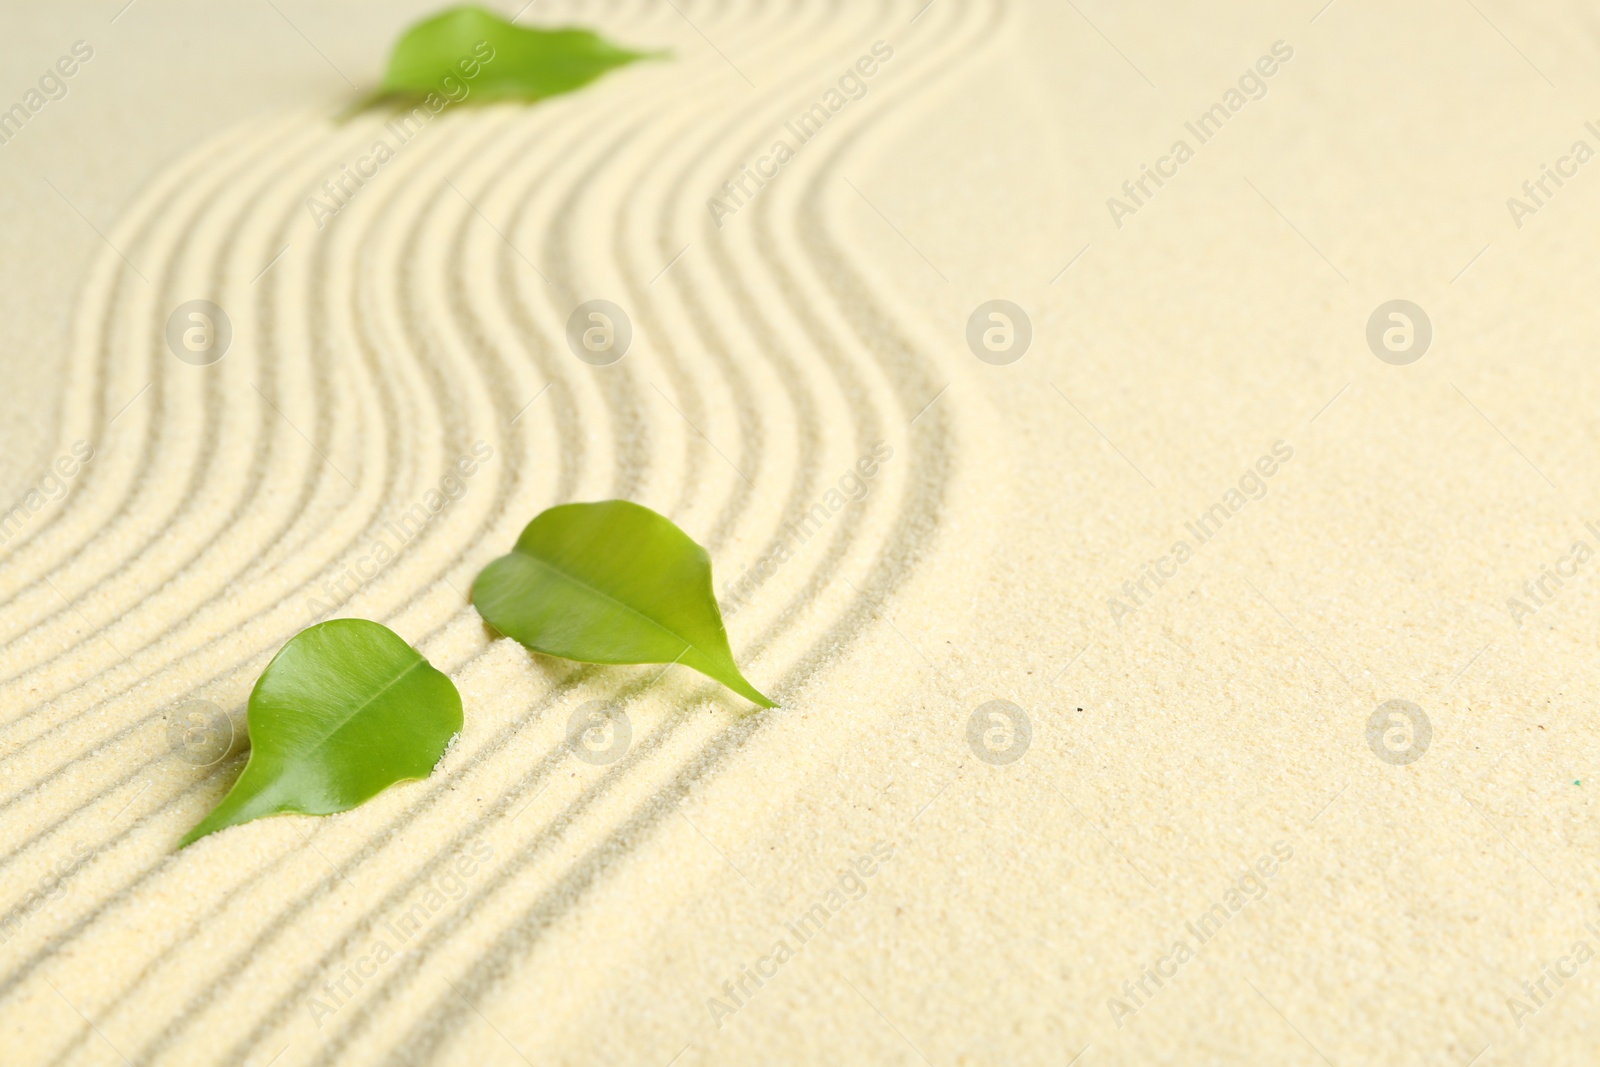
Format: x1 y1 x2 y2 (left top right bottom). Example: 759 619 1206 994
0 1 1008 1063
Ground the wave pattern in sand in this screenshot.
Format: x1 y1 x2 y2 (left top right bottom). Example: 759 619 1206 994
0 1 1004 1063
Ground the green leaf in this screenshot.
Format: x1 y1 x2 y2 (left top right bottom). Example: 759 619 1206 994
373 5 661 106
180 620 462 847
472 501 775 708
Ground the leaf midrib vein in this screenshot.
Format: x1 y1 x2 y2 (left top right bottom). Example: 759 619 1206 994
278 656 431 761
517 549 703 664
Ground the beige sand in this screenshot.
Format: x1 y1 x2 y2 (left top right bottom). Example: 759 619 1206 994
4 0 1600 1063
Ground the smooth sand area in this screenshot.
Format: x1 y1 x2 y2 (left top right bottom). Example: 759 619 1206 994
4 0 1600 1063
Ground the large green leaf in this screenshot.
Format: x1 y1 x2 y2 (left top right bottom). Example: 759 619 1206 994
472 501 774 707
375 5 660 106
180 620 462 847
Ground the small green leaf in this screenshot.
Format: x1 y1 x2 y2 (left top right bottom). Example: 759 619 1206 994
180 620 462 847
374 5 661 106
472 501 774 708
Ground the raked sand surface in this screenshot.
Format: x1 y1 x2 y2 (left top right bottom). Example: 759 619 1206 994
4 0 1600 1063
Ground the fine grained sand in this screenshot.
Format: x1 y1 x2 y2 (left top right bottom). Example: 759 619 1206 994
4 0 1600 1063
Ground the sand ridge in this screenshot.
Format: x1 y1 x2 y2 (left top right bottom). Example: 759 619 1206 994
0 0 1006 1062
5 0 1600 1064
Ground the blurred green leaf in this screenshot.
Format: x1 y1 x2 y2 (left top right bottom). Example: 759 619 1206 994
373 5 660 106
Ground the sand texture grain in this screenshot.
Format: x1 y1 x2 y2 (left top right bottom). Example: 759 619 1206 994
3 0 1600 1064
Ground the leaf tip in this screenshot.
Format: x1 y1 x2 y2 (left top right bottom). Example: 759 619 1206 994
726 671 777 709
177 816 222 849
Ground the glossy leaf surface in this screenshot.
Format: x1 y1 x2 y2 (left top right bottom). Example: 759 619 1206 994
472 501 774 707
180 620 462 847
